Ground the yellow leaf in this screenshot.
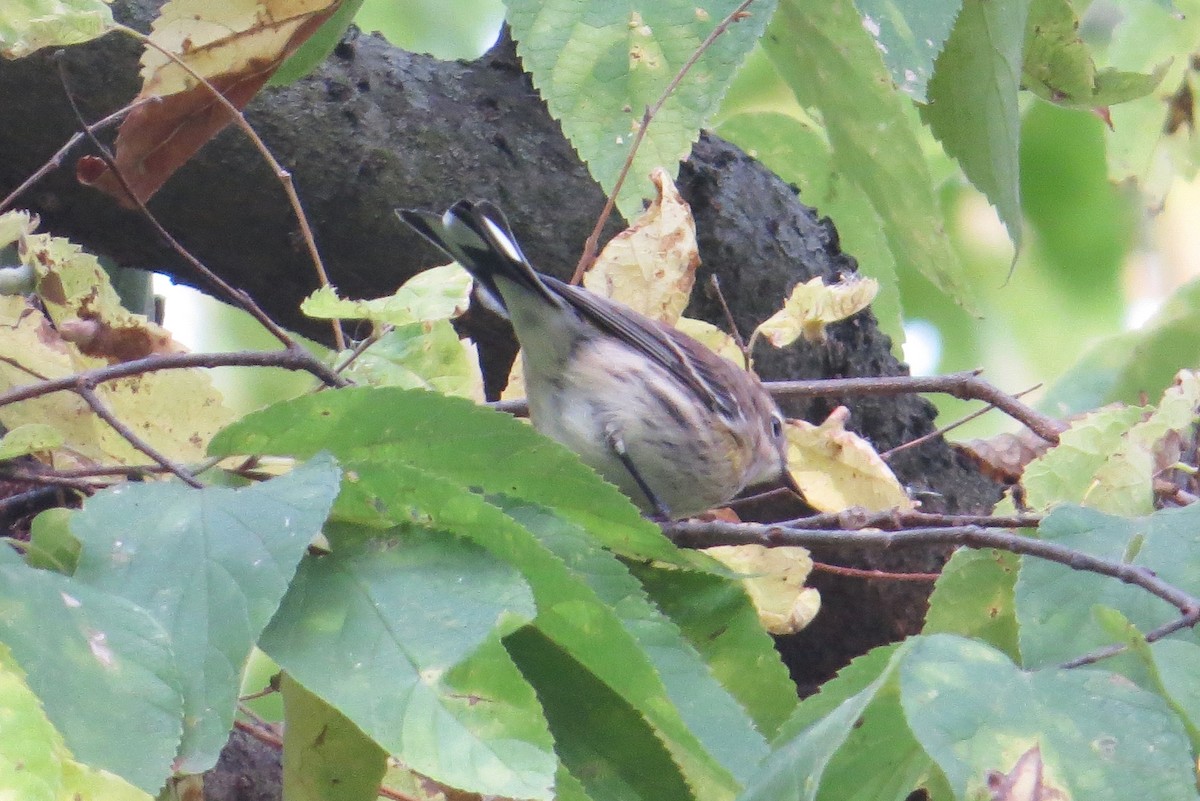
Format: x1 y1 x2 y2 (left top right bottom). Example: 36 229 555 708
140 0 342 96
302 265 472 327
584 167 699 324
674 317 744 365
0 0 114 59
785 408 912 512
755 275 879 347
0 424 64 460
0 217 233 468
703 544 821 635
77 0 342 205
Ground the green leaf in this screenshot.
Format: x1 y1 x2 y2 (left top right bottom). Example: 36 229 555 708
504 503 767 792
320 457 743 800
506 626 693 801
1104 0 1200 183
0 560 183 792
337 320 483 400
922 0 1029 250
1021 403 1147 512
69 456 342 774
1088 608 1200 751
1149 639 1200 745
1020 101 1135 312
280 674 388 801
923 547 1020 661
809 673 939 801
355 0 507 60
24 507 80 574
301 264 472 326
260 530 552 800
1022 0 1166 108
629 561 798 740
1042 277 1200 415
764 0 969 306
503 0 777 220
0 422 63 459
270 0 365 86
900 634 1199 801
852 0 962 102
737 643 909 801
0 644 153 801
1015 504 1200 670
0 0 114 58
209 386 683 564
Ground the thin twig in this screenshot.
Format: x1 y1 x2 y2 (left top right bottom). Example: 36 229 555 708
76 384 201 487
1059 612 1200 669
0 349 345 409
708 275 752 369
491 371 1067 445
57 60 311 355
810 561 939 582
570 0 758 282
232 718 283 750
767 371 1066 444
664 521 1200 635
881 383 1042 459
0 98 146 214
112 24 347 350
333 326 389 375
4 455 225 480
778 508 1042 530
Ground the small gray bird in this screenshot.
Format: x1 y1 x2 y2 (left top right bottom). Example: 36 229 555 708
398 200 797 519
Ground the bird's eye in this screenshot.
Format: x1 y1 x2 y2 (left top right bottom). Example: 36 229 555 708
770 415 784 439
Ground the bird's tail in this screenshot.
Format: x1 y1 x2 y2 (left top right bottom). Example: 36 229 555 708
397 200 560 312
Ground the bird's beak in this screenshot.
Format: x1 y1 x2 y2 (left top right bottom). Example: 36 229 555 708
778 457 806 504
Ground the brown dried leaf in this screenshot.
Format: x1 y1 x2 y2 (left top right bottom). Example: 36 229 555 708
77 0 342 205
958 430 1055 485
584 167 699 325
785 407 913 512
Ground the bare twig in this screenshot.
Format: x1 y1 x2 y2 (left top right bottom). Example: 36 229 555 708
767 371 1067 444
708 275 752 369
491 371 1067 445
56 61 314 355
1059 612 1200 669
779 508 1042 530
881 383 1042 459
74 384 201 487
0 98 147 214
333 326 390 375
232 718 283 750
664 520 1200 643
0 349 345 409
2 455 225 481
810 561 939 582
112 24 346 350
570 0 758 282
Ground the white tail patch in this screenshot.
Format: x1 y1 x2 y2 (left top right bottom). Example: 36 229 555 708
482 216 525 263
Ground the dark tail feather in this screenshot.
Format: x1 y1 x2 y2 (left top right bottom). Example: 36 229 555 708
396 200 559 310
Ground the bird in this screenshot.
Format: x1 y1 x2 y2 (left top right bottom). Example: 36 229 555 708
398 199 797 520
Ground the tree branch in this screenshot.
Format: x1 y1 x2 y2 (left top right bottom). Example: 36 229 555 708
665 518 1200 666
